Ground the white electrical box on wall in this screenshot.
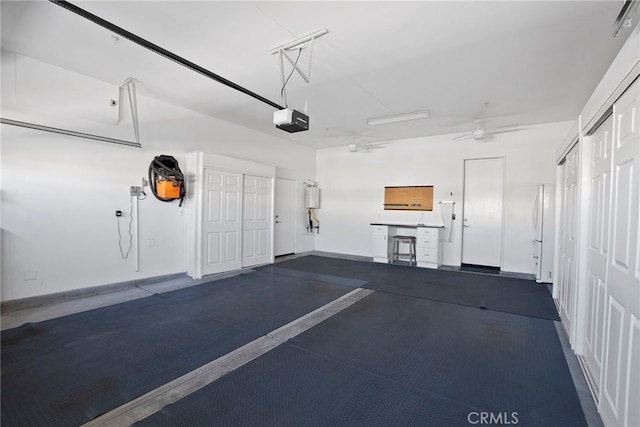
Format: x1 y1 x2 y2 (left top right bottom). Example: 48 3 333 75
305 187 320 208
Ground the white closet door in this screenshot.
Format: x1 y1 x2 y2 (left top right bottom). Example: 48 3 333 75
600 79 640 427
583 114 613 396
202 169 242 275
559 143 580 337
242 175 272 267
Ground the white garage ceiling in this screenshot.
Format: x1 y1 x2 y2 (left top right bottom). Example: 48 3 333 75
0 1 634 149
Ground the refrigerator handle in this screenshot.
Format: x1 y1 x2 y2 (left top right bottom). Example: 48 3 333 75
532 188 539 229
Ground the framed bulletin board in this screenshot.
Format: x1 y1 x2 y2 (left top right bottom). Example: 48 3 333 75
384 186 433 211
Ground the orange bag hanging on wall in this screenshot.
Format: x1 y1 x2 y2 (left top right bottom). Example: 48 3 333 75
148 155 185 206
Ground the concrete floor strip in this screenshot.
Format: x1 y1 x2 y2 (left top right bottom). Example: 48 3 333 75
81 287 374 427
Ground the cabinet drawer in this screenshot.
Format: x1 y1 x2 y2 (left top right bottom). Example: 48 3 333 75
416 237 437 248
372 225 388 234
417 227 438 237
416 248 437 262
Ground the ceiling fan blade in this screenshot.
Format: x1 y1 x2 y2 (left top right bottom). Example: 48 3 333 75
494 123 520 129
452 133 472 140
491 127 526 135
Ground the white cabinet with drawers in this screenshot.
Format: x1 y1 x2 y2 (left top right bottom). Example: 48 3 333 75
371 225 390 263
371 223 444 268
416 227 443 269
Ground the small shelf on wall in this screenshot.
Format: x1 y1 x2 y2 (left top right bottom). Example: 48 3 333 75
384 186 433 211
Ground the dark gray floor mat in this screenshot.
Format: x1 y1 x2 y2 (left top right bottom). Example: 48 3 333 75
269 255 559 320
1 270 354 427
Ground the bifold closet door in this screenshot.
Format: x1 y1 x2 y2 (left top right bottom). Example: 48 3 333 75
558 143 580 338
242 175 272 268
599 78 639 427
202 169 242 276
583 114 613 396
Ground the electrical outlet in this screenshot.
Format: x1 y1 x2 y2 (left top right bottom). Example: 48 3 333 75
115 210 122 217
130 186 142 196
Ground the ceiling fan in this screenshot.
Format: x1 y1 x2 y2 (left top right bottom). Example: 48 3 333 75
452 119 524 142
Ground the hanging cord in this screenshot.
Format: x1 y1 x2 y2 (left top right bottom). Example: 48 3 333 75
117 197 134 259
280 48 302 108
311 208 320 233
136 177 148 201
137 188 147 201
148 155 186 206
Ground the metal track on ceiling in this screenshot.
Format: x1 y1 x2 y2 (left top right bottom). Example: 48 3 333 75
50 0 285 111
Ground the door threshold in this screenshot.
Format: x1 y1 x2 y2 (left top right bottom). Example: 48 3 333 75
460 264 501 274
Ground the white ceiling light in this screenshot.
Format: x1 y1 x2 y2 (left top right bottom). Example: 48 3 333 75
367 111 430 126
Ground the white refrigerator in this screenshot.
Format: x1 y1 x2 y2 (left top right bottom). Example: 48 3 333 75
533 184 555 283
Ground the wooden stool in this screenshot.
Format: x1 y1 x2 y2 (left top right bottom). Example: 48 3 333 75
392 235 416 266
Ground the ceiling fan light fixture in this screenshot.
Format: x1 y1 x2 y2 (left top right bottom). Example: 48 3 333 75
473 129 486 140
367 110 430 126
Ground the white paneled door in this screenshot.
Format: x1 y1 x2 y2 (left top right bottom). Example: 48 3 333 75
462 158 504 267
558 143 580 338
242 175 272 267
202 169 242 276
274 178 297 256
599 79 639 427
584 114 613 395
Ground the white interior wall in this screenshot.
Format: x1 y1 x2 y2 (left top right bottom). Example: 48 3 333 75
1 53 316 302
579 23 640 137
315 121 573 274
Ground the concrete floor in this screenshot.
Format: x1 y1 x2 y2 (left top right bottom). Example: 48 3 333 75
1 270 249 331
